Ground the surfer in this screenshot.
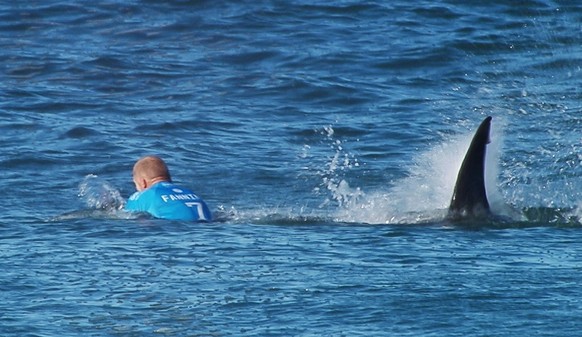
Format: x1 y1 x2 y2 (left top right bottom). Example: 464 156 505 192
125 155 212 221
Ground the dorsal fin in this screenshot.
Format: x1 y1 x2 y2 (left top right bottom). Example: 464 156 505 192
448 116 492 220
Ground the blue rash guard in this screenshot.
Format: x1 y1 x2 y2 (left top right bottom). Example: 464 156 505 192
125 182 212 221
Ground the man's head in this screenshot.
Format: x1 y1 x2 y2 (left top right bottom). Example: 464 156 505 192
132 155 172 191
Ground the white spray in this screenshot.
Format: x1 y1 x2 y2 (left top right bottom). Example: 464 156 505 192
322 118 512 224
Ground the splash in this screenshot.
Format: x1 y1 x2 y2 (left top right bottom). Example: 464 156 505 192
325 119 516 224
78 174 126 210
50 175 133 221
314 125 363 210
571 203 582 225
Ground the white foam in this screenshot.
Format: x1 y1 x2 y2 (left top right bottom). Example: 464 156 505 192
78 174 126 210
328 118 511 224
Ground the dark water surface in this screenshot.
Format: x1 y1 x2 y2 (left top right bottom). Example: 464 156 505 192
1 1 581 336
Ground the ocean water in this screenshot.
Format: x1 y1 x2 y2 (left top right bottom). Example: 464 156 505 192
1 0 581 336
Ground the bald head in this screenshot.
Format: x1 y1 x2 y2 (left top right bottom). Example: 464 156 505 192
132 156 172 191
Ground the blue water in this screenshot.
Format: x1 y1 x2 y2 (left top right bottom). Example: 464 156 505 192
1 0 581 336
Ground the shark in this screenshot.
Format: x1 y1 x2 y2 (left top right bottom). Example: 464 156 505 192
447 116 494 221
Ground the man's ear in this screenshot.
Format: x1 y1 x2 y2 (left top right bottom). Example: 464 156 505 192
140 178 148 190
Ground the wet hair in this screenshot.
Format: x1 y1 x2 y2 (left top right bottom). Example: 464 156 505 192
133 155 172 182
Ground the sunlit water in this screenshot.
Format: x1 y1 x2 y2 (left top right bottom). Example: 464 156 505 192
1 1 581 336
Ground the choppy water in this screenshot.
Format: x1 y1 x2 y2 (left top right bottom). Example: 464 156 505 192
1 1 581 336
